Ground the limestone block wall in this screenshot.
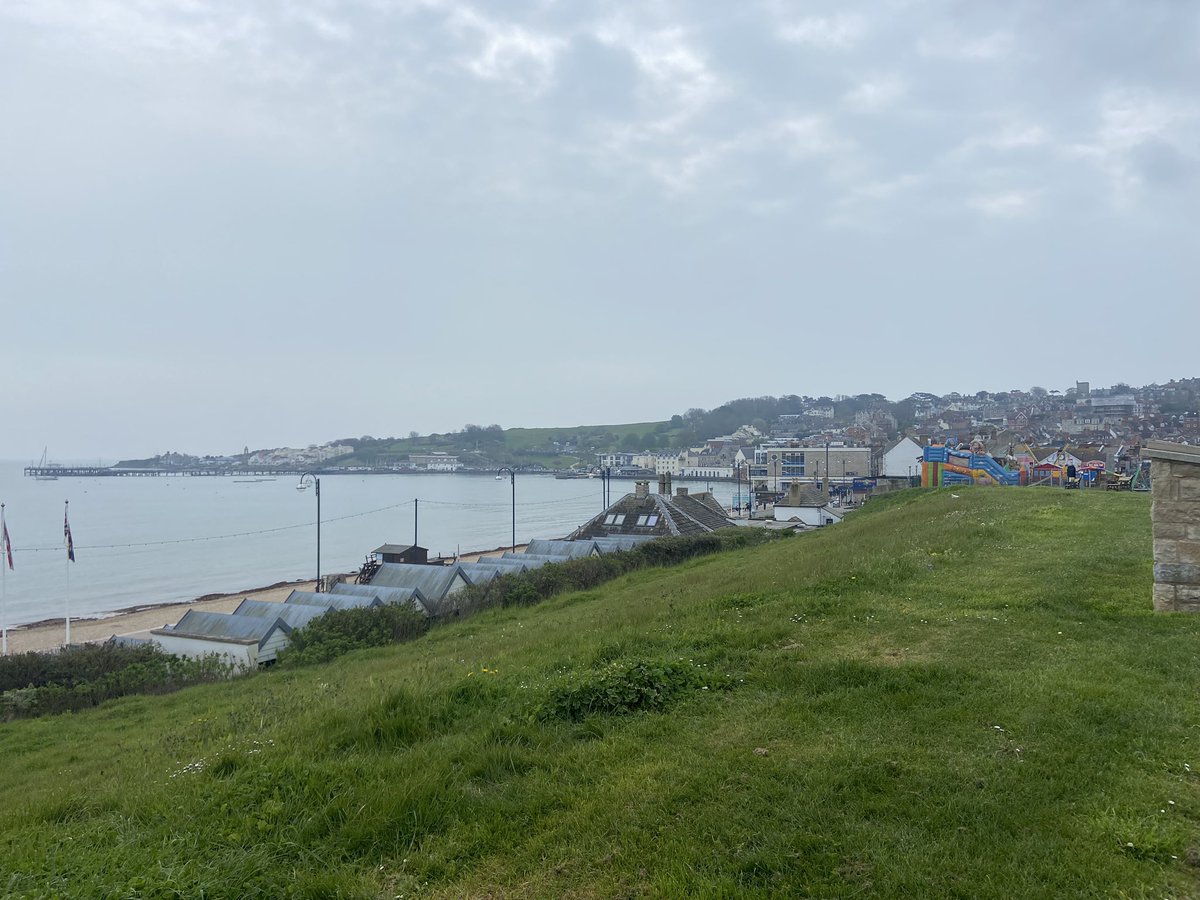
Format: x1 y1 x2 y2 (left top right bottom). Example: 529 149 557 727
1146 440 1200 612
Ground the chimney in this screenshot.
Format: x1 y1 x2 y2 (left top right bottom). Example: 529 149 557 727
788 481 802 505
658 473 672 495
635 481 649 498
676 487 689 497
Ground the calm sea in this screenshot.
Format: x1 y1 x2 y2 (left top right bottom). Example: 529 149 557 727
0 462 738 628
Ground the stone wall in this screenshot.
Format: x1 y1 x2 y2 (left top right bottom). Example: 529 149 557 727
1146 440 1200 612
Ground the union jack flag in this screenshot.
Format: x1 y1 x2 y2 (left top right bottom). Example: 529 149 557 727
1 506 12 570
64 503 75 562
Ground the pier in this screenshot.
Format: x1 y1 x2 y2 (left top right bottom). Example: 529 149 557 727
23 466 303 478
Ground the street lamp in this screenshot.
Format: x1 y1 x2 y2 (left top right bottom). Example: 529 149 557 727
298 472 321 590
734 460 742 518
496 467 517 552
589 465 612 509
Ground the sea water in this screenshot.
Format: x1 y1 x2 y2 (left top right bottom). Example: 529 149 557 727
0 463 738 628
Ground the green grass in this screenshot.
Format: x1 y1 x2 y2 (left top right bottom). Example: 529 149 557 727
347 421 675 469
2 488 1199 898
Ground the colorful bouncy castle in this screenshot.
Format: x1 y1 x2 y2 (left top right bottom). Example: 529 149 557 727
921 445 1022 486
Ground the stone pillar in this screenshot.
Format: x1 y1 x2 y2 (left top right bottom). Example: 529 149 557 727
1145 440 1200 612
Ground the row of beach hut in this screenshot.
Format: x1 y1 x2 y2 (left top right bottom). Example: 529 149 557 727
113 535 654 669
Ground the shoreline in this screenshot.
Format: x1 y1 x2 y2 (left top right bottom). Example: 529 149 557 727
3 543 526 655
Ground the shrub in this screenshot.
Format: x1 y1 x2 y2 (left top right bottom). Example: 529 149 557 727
453 528 789 616
278 603 429 667
538 658 702 721
0 644 235 720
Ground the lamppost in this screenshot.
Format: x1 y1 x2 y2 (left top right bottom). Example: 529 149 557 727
734 460 742 517
496 467 517 552
298 472 321 590
590 465 612 509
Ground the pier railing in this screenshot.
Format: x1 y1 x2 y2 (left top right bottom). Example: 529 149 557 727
23 466 310 478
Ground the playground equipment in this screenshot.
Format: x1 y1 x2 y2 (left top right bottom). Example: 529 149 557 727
1130 460 1151 492
921 445 1022 487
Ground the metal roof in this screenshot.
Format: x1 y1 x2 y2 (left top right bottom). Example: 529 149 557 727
233 599 331 630
286 589 380 610
330 582 427 605
524 539 599 558
160 610 290 647
454 563 501 582
502 552 576 566
369 563 470 599
471 557 543 571
591 534 656 551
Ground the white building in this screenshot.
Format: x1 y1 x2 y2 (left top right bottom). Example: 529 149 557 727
409 452 461 471
772 484 844 527
881 437 924 479
654 454 682 475
681 465 733 480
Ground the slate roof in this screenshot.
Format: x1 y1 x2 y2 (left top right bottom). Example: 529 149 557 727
777 487 829 508
572 490 735 540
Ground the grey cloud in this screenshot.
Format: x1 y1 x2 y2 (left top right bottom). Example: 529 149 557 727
1 0 1197 458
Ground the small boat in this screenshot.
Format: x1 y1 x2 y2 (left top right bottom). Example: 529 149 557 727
35 447 59 481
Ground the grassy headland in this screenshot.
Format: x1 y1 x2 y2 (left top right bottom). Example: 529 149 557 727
2 488 1198 897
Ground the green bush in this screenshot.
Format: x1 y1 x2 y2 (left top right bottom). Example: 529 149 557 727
0 645 234 720
278 603 429 667
538 658 702 721
455 529 789 615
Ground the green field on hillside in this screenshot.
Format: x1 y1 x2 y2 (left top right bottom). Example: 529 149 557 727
347 421 673 469
2 489 1198 898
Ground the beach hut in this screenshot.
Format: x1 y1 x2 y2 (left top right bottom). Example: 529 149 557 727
523 539 601 559
501 553 574 567
150 610 293 668
454 563 503 583
591 535 656 553
285 588 382 609
328 583 431 616
232 598 332 630
365 563 473 616
371 544 430 565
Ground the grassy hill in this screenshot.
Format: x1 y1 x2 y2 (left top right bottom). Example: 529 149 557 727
2 489 1199 897
344 421 675 470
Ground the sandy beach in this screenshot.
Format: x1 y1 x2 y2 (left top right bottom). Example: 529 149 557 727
4 545 524 655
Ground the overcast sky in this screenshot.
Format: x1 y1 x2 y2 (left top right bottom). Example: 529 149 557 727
2 0 1196 460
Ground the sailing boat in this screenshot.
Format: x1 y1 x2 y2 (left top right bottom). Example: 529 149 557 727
35 447 59 481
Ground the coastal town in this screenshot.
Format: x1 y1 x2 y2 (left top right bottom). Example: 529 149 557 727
37 377 1197 493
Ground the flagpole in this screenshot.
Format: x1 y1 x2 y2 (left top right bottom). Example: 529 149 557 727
64 500 71 647
1 502 7 656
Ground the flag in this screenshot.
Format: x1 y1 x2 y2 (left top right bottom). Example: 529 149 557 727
64 504 75 562
1 508 11 570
